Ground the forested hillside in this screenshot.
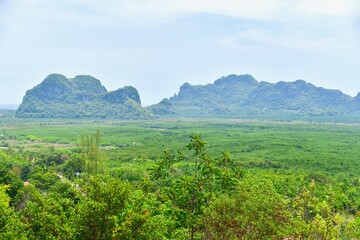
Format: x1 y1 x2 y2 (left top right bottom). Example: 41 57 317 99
149 74 360 118
16 74 154 119
15 73 360 121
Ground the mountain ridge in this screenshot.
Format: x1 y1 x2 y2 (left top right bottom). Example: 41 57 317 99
16 74 153 119
16 73 360 120
149 74 359 117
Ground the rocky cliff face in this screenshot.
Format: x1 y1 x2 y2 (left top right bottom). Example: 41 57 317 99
16 74 153 119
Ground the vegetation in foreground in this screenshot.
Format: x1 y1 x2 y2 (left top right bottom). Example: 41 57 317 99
0 119 360 239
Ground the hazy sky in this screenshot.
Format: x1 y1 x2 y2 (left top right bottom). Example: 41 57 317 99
1 0 360 105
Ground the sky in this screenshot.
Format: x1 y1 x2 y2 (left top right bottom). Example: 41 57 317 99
1 0 360 106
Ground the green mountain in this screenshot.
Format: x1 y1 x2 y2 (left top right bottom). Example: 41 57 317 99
16 74 154 119
149 74 359 118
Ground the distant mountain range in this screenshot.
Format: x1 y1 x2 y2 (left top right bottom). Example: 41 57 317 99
16 73 360 120
16 74 153 119
149 74 360 118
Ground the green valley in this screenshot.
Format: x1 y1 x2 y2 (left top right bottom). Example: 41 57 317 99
1 118 360 239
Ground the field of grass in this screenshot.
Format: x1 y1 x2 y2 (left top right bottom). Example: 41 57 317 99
1 118 360 179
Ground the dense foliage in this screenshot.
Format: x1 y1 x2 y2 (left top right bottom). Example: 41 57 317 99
16 74 153 119
1 120 360 239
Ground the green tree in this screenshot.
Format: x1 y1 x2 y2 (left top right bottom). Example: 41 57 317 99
201 178 294 239
215 151 243 191
0 163 23 202
150 133 243 240
292 181 348 239
75 175 131 240
81 129 106 175
0 185 28 239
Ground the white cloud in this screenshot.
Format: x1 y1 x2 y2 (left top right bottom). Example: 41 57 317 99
239 28 334 49
63 0 360 20
7 0 360 27
292 0 360 17
58 0 283 20
164 0 283 19
219 24 360 56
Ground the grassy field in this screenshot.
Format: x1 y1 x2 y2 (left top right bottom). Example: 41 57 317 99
1 118 360 179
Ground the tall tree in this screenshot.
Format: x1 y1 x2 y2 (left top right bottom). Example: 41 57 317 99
81 129 106 175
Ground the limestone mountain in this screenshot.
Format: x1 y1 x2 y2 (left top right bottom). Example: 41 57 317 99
149 74 359 117
16 74 153 119
147 98 176 115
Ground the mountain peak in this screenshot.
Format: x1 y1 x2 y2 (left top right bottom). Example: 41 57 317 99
214 74 258 86
294 79 307 84
152 73 359 117
16 74 153 119
102 86 141 105
72 75 107 94
41 74 69 86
